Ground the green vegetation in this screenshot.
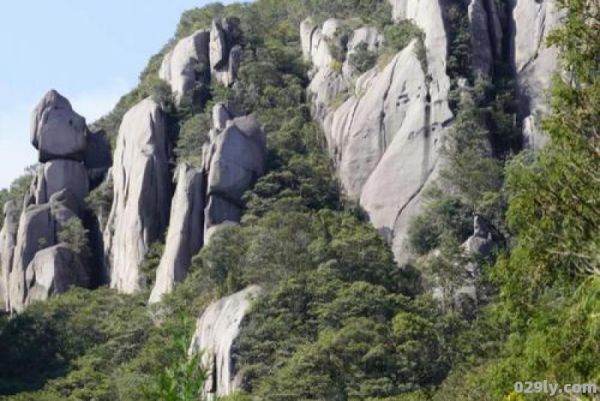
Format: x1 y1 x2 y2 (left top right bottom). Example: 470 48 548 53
349 42 378 73
58 218 90 255
0 166 36 227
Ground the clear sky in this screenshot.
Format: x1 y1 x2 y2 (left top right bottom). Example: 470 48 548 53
0 0 239 190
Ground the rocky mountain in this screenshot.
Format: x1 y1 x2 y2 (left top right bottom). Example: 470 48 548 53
1 0 595 400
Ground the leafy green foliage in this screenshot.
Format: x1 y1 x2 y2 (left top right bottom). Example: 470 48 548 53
0 167 36 227
57 218 90 255
349 42 378 73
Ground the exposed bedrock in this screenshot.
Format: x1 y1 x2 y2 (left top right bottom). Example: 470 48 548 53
159 18 242 105
189 285 262 398
149 164 205 303
0 202 19 311
301 11 452 263
103 97 171 294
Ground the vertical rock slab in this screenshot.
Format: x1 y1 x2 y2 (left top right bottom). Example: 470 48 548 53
189 285 262 398
104 98 171 294
149 164 205 303
30 90 87 163
513 0 561 148
159 29 211 104
0 202 19 311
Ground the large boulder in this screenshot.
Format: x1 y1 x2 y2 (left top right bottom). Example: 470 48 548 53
203 112 266 238
0 202 19 311
149 164 205 303
24 244 91 305
189 285 262 398
30 90 87 162
8 190 81 312
8 203 55 312
34 159 89 206
104 98 171 294
159 29 211 104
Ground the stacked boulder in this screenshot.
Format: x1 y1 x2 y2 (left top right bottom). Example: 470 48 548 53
4 90 98 313
149 104 266 303
159 18 241 105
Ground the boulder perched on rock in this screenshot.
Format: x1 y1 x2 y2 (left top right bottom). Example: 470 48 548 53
34 159 89 206
0 202 19 311
209 19 242 86
24 244 91 305
30 90 87 162
104 97 171 294
149 164 205 303
189 285 262 397
159 29 211 104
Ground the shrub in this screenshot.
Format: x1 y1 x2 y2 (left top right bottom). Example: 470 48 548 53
58 218 90 255
174 111 211 166
349 42 378 73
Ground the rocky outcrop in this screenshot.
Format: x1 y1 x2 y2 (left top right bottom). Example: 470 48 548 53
24 244 91 306
0 202 19 311
8 189 88 312
210 20 241 87
160 19 242 104
159 29 211 104
30 90 87 163
468 0 504 77
302 13 452 263
513 0 561 149
189 285 261 398
149 164 205 303
104 97 171 294
203 110 266 239
6 90 97 312
148 103 266 301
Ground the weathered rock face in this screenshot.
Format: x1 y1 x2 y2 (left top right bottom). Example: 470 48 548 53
0 202 19 311
85 130 112 190
30 90 87 163
149 164 205 303
159 29 211 104
302 14 452 263
189 285 262 398
8 190 84 312
160 19 241 104
104 97 171 294
25 244 91 306
468 0 504 77
34 159 89 206
203 112 266 238
513 0 561 149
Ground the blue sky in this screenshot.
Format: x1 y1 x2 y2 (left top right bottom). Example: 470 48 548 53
0 0 239 189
